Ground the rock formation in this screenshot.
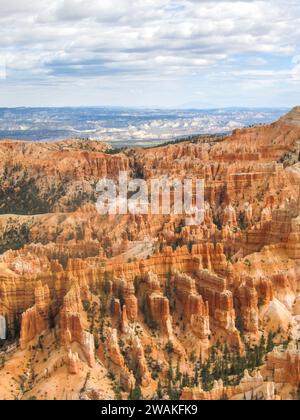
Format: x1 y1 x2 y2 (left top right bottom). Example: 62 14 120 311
60 285 95 367
237 277 259 335
267 343 300 386
1 109 300 399
20 282 51 350
173 271 210 339
181 370 277 400
66 349 82 374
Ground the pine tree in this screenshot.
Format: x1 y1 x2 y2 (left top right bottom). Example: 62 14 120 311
165 271 171 299
100 296 108 318
258 334 266 365
267 332 275 353
157 380 163 399
166 341 174 355
224 344 229 362
190 351 196 364
103 271 111 295
181 372 189 388
210 346 217 363
194 364 199 386
236 315 244 335
167 381 173 399
114 386 122 400
255 345 261 366
133 276 141 294
176 357 182 382
201 363 212 391
167 359 173 383
129 386 143 400
134 365 142 386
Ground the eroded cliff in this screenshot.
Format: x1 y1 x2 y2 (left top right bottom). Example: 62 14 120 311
1 109 300 400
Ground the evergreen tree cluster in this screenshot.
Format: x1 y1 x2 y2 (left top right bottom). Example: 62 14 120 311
199 334 275 391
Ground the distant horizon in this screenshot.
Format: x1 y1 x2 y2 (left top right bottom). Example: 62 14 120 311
0 105 292 110
0 107 286 147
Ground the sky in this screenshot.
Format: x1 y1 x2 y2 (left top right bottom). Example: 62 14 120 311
0 0 300 108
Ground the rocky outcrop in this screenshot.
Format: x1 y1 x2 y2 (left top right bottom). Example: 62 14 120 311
181 370 276 401
195 270 242 349
237 277 259 335
257 278 274 306
104 328 136 392
142 272 173 335
267 343 300 386
131 335 152 387
66 349 82 374
0 139 130 214
113 279 138 322
60 285 95 367
105 328 125 368
173 271 210 339
147 294 171 329
20 282 51 350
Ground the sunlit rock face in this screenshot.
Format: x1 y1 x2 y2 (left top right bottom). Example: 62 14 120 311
1 109 300 400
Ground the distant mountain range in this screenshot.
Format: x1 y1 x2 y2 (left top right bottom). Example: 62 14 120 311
0 106 288 148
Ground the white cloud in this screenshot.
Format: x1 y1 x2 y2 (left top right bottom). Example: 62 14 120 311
0 0 300 106
292 55 300 80
0 55 6 80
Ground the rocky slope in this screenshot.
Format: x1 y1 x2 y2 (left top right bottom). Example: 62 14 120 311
1 109 300 400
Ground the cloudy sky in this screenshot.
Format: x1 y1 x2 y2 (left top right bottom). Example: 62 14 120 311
0 0 300 108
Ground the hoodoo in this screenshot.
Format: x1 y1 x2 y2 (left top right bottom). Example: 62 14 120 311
1 108 300 400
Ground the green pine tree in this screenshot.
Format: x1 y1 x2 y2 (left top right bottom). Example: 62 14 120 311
267 332 275 353
167 359 174 383
165 271 171 299
157 380 163 399
176 357 182 382
194 364 199 386
103 271 111 295
129 386 143 400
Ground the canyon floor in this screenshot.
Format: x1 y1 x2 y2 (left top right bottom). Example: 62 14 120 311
1 108 300 400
